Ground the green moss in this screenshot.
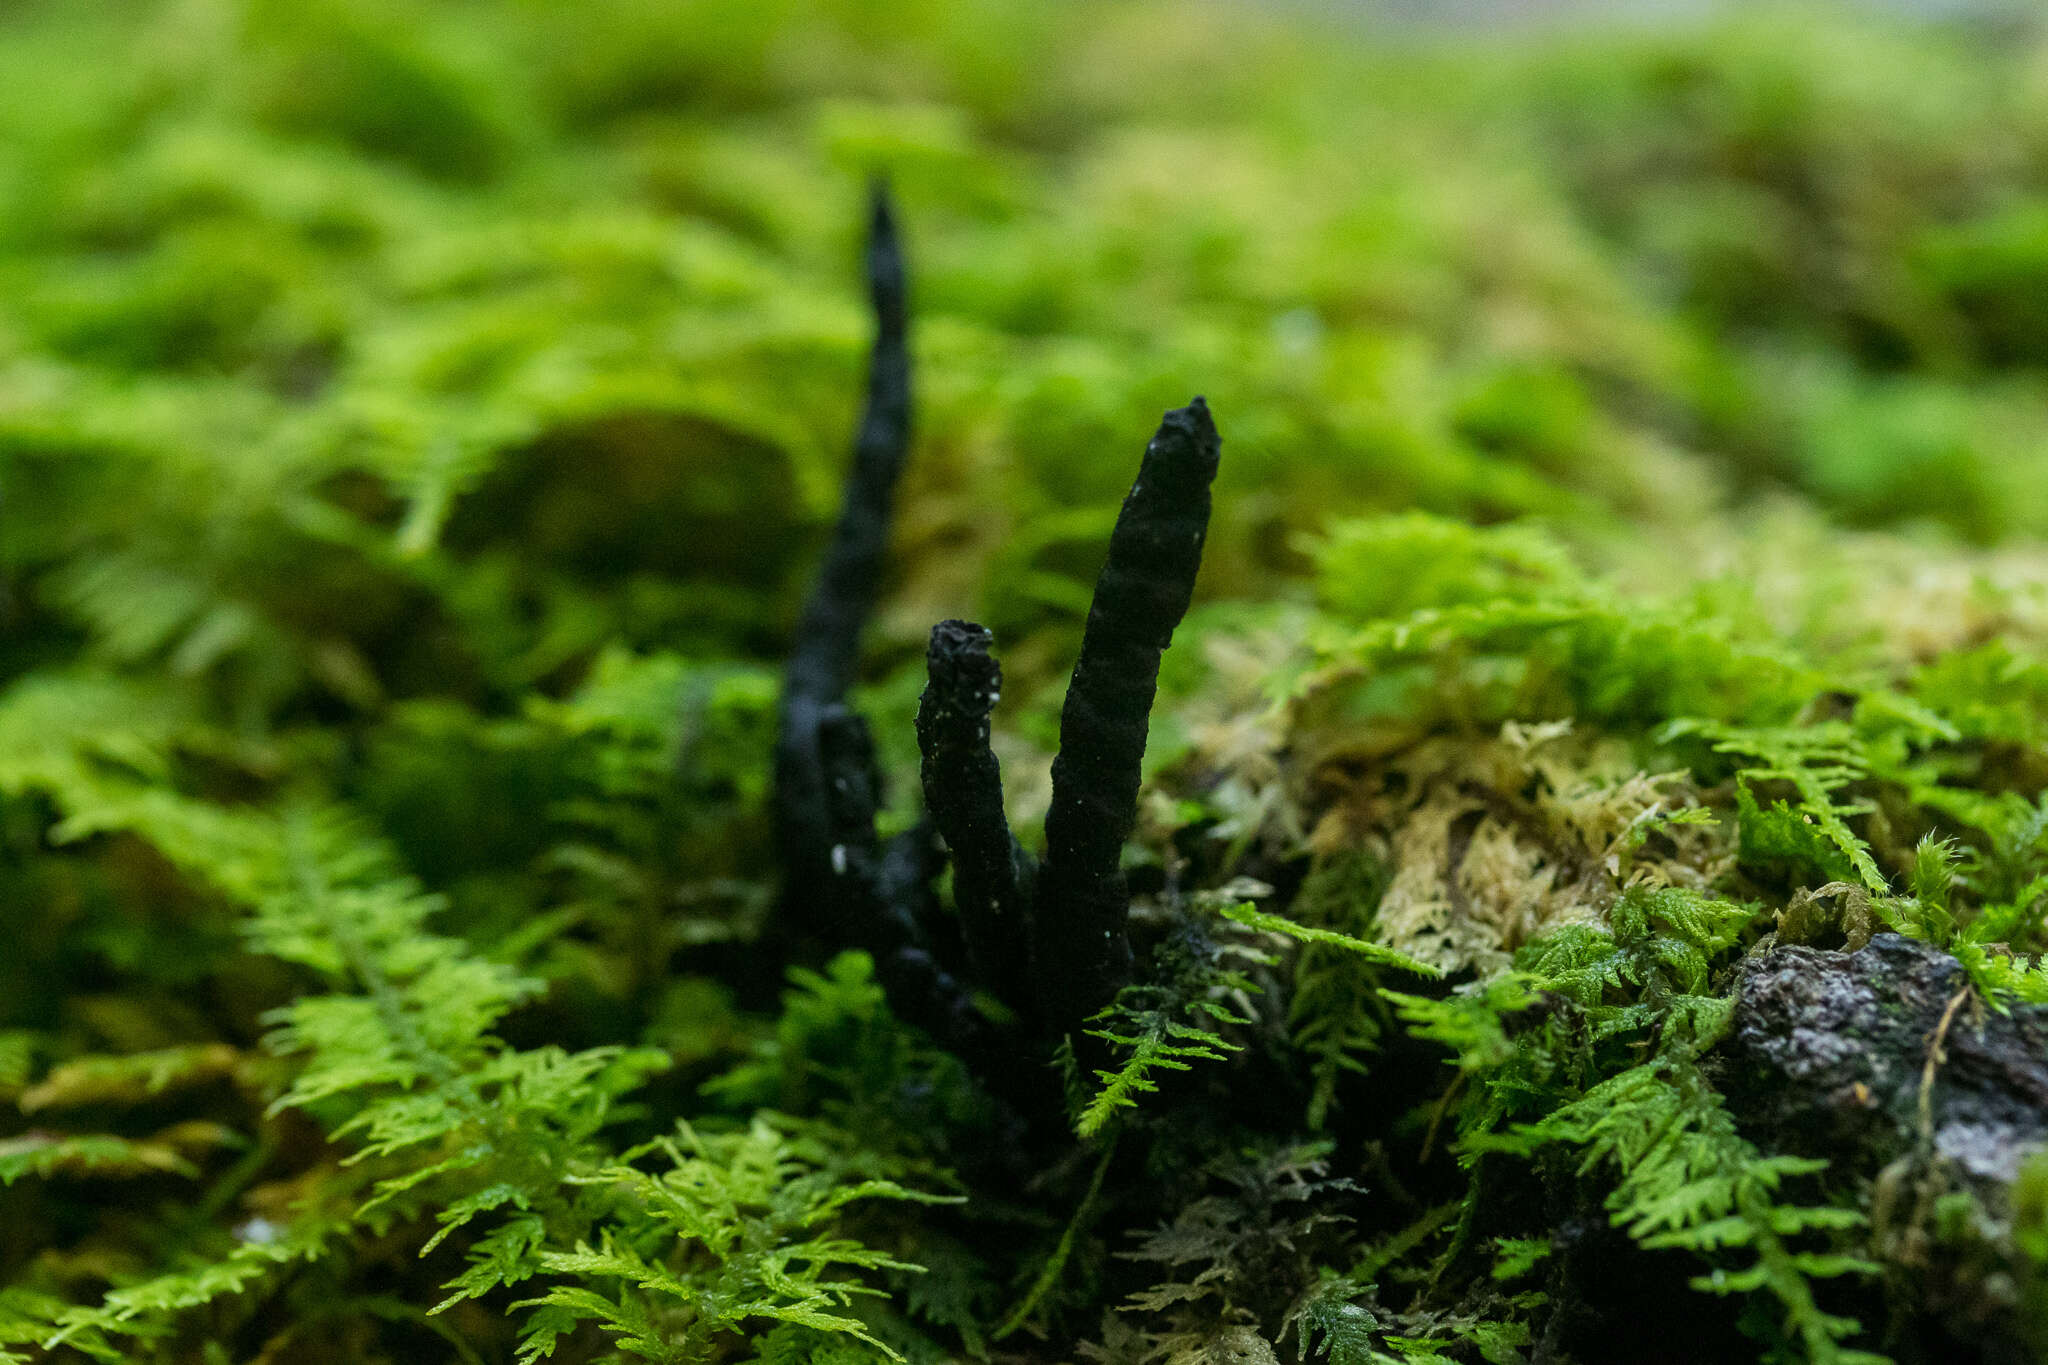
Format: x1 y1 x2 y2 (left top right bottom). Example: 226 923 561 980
4 1 2048 1361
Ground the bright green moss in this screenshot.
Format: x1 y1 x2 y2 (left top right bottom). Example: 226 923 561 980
4 1 2048 1362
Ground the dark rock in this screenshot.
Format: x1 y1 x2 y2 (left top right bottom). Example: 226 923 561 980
1723 933 2048 1189
1720 932 2048 1363
773 182 912 923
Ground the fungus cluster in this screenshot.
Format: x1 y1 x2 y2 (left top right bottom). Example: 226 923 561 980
772 185 1221 1059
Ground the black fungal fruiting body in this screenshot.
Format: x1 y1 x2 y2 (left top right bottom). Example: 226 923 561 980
903 400 1219 1038
772 183 909 927
1033 397 1221 1029
773 191 1222 1050
769 185 988 1052
916 619 1036 1010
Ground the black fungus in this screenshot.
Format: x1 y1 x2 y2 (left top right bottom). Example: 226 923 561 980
813 706 987 1048
772 182 911 915
916 619 1036 1010
773 190 1224 1049
1033 398 1222 1030
767 186 990 1057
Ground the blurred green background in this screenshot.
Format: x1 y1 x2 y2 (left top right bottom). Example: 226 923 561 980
11 0 2048 723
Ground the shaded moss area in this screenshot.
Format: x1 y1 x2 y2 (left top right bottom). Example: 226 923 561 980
3 2 2048 1363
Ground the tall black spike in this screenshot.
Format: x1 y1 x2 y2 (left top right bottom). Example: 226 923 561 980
917 619 1036 1010
1032 398 1222 1031
773 181 912 907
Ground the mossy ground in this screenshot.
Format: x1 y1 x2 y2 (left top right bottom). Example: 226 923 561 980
4 2 2048 1362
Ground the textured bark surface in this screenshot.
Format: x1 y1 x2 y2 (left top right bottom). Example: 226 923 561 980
813 706 989 1054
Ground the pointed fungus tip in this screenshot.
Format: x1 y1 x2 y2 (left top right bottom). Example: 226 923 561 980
1163 395 1215 436
868 176 897 230
863 177 907 333
1154 396 1221 480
